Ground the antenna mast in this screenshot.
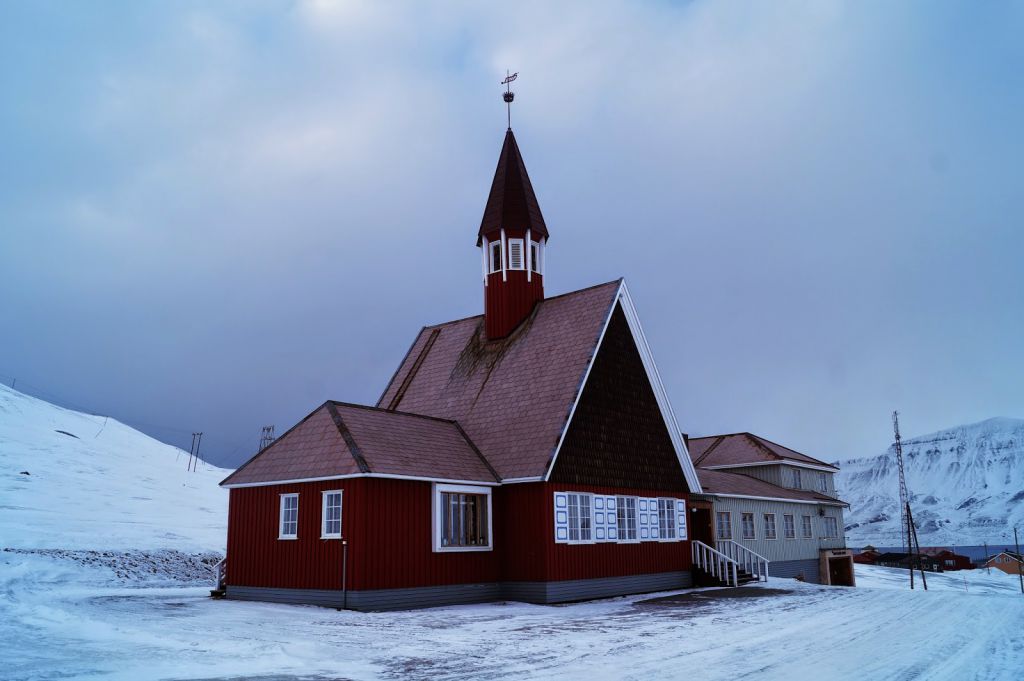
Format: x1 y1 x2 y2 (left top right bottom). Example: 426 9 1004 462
892 411 927 590
259 425 276 452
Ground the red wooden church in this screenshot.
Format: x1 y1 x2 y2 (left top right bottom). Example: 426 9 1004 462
219 126 708 610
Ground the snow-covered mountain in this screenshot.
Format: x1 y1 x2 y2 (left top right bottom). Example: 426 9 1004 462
0 383 228 552
838 417 1024 547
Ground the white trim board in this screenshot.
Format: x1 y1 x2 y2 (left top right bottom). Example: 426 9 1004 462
223 472 500 489
709 492 848 507
702 460 839 473
543 280 703 494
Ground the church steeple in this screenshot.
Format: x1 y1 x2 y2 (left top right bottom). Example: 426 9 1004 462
479 128 548 340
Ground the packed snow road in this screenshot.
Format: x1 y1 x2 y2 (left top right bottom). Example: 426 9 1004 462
3 561 1023 681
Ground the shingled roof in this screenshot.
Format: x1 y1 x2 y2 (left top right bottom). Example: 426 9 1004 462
377 281 621 480
220 401 498 487
696 468 847 506
477 128 548 246
688 433 838 470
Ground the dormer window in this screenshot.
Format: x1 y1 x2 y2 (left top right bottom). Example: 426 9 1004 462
792 468 802 489
530 241 541 273
489 241 502 273
508 239 525 270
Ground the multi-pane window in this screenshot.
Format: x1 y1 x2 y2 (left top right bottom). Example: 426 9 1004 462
489 241 503 273
657 499 677 540
822 516 839 538
716 511 732 540
440 491 490 548
279 493 298 539
819 473 828 493
764 513 777 540
567 493 593 542
783 514 795 539
741 512 755 540
530 241 541 273
508 239 524 270
321 490 342 538
802 515 813 538
792 469 802 489
618 496 638 541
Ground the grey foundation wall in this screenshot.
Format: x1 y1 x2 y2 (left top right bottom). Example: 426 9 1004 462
768 558 821 583
226 570 692 612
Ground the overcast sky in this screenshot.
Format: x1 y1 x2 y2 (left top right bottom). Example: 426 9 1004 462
2 1 1022 468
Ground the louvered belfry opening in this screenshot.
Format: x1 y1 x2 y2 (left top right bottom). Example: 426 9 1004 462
479 129 549 339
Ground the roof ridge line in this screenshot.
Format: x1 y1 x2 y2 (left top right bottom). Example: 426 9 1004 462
451 420 501 483
327 402 371 474
747 432 837 468
693 435 726 466
328 400 463 426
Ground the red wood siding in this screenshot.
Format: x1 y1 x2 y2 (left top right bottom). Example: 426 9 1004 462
485 269 544 339
227 479 692 592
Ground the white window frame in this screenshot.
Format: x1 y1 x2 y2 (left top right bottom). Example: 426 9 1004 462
507 238 525 270
489 240 503 274
819 472 828 493
792 469 802 489
617 496 639 543
783 513 795 539
657 498 677 542
529 240 541 274
432 483 493 552
764 513 778 540
741 512 756 540
821 515 839 538
320 489 343 539
716 511 732 540
279 493 298 540
802 514 813 538
566 492 594 544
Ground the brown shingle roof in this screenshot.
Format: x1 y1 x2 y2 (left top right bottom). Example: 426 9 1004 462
688 433 837 470
477 129 549 246
220 402 498 486
376 280 622 480
696 468 846 506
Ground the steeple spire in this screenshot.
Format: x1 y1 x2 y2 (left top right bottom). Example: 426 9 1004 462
478 126 549 340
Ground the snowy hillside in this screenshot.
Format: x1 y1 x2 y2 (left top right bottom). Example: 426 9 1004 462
0 383 228 552
838 417 1024 546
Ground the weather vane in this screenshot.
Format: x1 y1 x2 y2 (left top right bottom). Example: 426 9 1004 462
502 70 518 130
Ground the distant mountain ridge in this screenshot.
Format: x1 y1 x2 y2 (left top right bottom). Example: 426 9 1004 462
837 417 1024 546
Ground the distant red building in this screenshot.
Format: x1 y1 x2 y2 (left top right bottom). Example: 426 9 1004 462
920 548 974 571
219 127 705 610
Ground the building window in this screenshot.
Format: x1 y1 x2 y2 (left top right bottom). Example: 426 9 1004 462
508 238 524 270
802 515 813 538
741 512 755 540
618 496 638 541
783 514 795 539
819 473 828 493
657 499 677 540
434 484 492 551
321 490 342 539
489 241 503 273
822 516 839 538
764 513 777 540
530 241 541 273
792 469 802 489
566 493 593 543
716 511 732 540
279 493 298 539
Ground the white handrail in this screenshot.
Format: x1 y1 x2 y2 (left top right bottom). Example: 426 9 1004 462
716 540 770 582
692 540 739 587
214 558 227 590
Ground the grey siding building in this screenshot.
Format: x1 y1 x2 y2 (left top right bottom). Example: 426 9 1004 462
689 433 854 586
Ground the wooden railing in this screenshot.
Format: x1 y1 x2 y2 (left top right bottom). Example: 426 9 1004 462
716 540 770 582
692 540 739 587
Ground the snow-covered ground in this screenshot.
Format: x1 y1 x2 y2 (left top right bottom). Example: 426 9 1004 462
2 557 1022 681
0 383 228 552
